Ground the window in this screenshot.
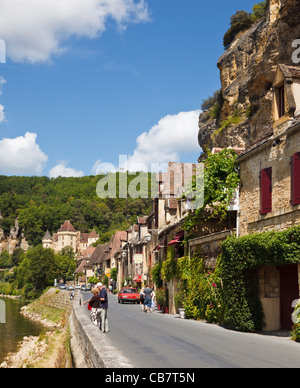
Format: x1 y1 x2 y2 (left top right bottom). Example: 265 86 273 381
291 152 300 206
277 85 285 118
260 167 272 215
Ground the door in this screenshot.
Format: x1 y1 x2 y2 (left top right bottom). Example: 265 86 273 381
279 264 299 330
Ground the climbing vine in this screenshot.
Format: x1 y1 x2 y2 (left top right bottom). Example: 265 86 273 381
220 226 300 332
183 148 240 233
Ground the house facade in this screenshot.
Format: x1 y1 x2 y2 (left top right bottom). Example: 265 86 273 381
237 64 300 330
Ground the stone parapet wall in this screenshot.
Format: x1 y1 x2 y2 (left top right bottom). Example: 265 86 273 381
70 294 134 369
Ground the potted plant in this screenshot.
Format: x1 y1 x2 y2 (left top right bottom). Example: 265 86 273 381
155 287 168 312
174 290 186 319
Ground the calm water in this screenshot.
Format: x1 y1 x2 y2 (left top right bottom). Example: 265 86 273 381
0 297 45 364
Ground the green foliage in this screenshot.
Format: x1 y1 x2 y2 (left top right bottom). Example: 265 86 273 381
155 286 168 307
251 1 269 22
183 149 240 233
220 226 300 332
200 89 224 121
176 255 224 323
110 267 117 282
0 250 11 268
223 1 268 49
292 301 300 342
151 262 163 288
0 174 152 246
161 246 177 282
223 10 252 49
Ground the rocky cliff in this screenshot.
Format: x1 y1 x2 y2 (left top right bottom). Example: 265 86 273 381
198 0 300 154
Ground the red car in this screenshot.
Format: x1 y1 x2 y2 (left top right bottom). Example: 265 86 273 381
118 287 140 304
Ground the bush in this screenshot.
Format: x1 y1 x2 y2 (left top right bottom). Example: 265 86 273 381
223 1 268 49
292 301 300 342
223 10 252 49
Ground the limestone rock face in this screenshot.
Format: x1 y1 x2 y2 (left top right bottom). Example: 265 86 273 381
198 0 300 153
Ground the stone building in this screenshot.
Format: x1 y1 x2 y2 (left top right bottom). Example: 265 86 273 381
42 220 99 255
237 64 300 330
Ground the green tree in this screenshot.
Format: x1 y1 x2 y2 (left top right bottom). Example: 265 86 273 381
17 246 57 295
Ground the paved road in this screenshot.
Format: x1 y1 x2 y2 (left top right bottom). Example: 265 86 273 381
81 291 300 368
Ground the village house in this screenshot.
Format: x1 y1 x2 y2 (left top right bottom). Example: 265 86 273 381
237 64 300 331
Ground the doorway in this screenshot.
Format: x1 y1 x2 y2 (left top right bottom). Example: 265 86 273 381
279 264 299 330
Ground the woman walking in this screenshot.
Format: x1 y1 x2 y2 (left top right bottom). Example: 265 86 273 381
83 287 101 326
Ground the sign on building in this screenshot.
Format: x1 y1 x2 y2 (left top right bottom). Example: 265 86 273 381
133 254 143 264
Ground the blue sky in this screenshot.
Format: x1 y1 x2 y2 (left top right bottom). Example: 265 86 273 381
0 0 258 177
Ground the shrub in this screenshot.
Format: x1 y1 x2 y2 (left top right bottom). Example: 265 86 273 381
223 10 252 49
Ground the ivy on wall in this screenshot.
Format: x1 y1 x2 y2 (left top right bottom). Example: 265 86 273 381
220 226 300 332
183 149 240 234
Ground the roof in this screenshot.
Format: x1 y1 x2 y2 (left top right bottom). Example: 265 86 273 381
137 216 147 224
59 220 76 232
89 229 98 239
89 243 110 265
43 230 52 240
279 64 300 80
109 231 127 258
81 246 96 258
75 259 86 274
237 123 274 161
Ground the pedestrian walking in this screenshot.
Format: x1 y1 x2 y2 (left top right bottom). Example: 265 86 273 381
97 283 109 333
151 288 156 312
143 285 153 313
83 287 101 326
139 288 145 312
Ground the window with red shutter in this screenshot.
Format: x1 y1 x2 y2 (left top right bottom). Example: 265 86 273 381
291 152 300 206
260 167 272 215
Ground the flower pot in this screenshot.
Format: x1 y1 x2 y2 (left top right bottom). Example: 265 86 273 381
178 308 186 319
157 304 161 311
162 306 169 314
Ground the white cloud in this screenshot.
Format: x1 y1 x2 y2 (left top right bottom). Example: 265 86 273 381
0 132 48 175
0 77 6 123
0 105 5 123
0 0 150 63
125 110 201 171
49 162 84 178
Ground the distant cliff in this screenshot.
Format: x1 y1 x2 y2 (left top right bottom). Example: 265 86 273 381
198 0 300 154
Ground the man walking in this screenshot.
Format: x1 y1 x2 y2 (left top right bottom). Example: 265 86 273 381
97 283 109 333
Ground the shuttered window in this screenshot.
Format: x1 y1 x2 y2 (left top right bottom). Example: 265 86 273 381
291 152 300 206
278 85 285 118
260 167 272 215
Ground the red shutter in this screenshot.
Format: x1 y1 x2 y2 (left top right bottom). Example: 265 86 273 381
260 167 272 215
292 152 300 205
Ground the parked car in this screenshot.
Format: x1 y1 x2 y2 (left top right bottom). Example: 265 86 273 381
68 285 74 291
81 285 87 291
118 287 140 304
59 284 66 289
75 285 81 290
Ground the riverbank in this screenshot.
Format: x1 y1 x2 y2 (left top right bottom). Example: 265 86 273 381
0 288 74 368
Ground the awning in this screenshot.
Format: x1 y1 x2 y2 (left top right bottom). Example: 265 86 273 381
168 231 184 246
133 274 142 282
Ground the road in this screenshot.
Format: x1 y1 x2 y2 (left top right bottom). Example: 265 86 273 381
81 291 300 368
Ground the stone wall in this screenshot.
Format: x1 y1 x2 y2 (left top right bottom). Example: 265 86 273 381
70 293 134 368
239 124 300 236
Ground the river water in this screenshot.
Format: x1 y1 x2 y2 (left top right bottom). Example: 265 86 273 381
0 297 44 364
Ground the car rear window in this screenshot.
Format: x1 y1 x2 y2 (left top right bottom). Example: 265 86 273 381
122 288 137 293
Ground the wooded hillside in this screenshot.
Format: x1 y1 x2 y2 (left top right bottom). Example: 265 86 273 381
0 174 153 246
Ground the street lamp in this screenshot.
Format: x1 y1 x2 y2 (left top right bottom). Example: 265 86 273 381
145 233 152 242
121 251 127 258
